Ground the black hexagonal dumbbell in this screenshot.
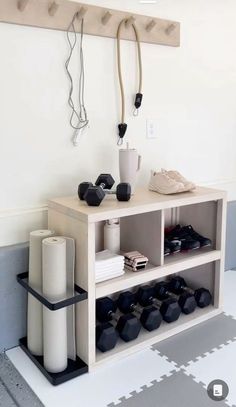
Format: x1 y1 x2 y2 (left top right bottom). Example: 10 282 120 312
96 297 141 352
96 322 118 353
155 281 197 315
117 291 162 332
78 182 93 200
137 285 181 323
78 174 131 206
169 276 212 308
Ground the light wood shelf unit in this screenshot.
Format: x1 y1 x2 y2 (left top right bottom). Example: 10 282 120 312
48 186 227 370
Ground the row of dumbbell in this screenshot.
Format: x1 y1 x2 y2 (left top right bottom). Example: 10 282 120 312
96 276 212 352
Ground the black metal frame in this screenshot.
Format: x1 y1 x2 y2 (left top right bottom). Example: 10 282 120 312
19 337 88 386
17 272 88 310
17 272 89 385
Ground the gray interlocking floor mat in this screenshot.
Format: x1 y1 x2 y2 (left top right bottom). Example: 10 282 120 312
152 313 236 366
0 354 44 407
107 370 229 407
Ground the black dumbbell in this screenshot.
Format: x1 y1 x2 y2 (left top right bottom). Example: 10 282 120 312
169 276 212 308
96 297 141 349
155 282 197 315
137 285 181 323
78 173 114 202
117 291 162 332
96 323 118 353
78 182 93 200
78 174 131 206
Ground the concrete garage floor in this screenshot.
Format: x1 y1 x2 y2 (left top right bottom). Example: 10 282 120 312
0 354 43 407
1 269 236 407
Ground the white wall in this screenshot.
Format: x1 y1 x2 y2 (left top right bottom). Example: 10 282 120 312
1 0 236 246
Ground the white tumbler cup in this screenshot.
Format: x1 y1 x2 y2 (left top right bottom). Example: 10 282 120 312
119 144 141 194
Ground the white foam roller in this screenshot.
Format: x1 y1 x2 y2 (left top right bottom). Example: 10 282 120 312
27 229 54 356
42 237 68 373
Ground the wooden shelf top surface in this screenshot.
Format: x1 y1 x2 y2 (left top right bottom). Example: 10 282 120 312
48 186 226 223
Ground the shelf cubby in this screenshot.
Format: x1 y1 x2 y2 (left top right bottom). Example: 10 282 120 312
95 306 220 366
95 210 163 267
163 199 218 268
95 259 220 364
48 186 226 371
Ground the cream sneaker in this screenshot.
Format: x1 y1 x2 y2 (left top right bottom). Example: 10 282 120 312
162 169 196 191
149 170 185 195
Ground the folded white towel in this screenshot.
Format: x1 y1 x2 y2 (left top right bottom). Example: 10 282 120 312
96 266 124 278
96 270 124 279
95 250 125 283
96 270 125 283
96 261 124 272
96 250 124 264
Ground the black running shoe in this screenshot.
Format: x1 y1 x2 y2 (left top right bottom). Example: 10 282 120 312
181 225 212 248
164 243 171 256
165 238 181 254
166 225 200 251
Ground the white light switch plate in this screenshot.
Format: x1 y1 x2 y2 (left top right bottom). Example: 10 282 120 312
146 119 158 139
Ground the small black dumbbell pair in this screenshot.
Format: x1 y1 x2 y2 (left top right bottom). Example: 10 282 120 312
154 282 197 315
117 291 162 332
137 286 182 322
78 174 131 206
144 279 212 314
142 279 212 316
169 277 212 308
96 297 141 353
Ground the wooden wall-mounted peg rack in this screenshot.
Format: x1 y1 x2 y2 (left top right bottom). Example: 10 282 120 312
0 0 180 47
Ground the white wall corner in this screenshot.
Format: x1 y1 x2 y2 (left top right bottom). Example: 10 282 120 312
0 206 48 247
200 178 236 202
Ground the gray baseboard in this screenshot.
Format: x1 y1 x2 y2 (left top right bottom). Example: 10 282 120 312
0 243 28 353
225 201 236 271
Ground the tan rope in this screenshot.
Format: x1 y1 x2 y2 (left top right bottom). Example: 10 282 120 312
117 19 143 143
117 20 126 124
132 23 143 94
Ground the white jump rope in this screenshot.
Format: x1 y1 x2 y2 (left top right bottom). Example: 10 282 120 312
65 17 143 146
66 15 89 146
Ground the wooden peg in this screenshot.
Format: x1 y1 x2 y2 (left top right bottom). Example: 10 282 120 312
76 6 88 20
48 2 59 17
146 19 156 32
165 23 176 35
17 0 29 12
101 11 112 26
125 16 136 28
